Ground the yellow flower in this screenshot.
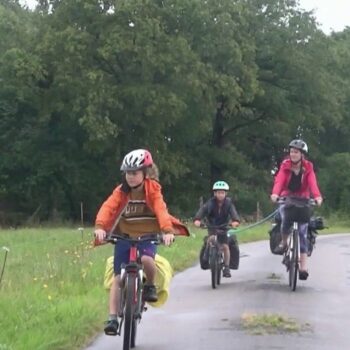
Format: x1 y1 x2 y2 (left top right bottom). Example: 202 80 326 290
43 284 48 288
65 250 69 254
48 295 52 300
33 277 38 281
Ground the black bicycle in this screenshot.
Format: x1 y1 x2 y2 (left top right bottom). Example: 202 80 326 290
106 234 162 350
278 197 315 291
203 224 232 289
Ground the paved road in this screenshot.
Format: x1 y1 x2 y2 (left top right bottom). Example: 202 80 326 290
85 234 350 350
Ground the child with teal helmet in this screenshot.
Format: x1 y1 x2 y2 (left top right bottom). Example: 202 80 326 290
194 180 240 277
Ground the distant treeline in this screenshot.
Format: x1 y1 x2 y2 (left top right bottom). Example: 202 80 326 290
1 0 350 226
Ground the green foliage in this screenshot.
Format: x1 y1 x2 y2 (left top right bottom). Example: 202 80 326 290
319 153 350 213
1 0 350 223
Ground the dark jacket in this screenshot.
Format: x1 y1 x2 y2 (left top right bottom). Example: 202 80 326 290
194 197 240 226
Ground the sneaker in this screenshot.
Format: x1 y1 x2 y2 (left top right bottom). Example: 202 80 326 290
274 243 287 255
282 255 290 267
143 284 158 302
223 266 231 278
104 319 119 336
299 270 309 280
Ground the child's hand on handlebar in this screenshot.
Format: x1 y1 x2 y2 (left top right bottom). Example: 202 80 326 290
231 221 240 228
194 220 201 227
163 233 175 246
94 228 107 242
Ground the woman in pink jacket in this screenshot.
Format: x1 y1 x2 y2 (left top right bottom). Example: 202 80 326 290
270 139 323 280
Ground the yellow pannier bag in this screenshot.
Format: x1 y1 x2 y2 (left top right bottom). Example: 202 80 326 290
103 254 173 308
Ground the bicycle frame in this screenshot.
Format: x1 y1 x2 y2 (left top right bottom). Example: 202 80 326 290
208 236 224 289
106 234 160 350
278 197 315 292
204 225 231 289
284 222 299 291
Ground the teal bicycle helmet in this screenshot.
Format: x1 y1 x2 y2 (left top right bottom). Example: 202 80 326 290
212 181 229 191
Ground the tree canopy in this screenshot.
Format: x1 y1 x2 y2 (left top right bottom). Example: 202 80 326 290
1 0 350 225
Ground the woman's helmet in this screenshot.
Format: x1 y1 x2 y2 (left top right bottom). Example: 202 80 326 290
289 139 308 154
212 181 229 191
120 149 153 171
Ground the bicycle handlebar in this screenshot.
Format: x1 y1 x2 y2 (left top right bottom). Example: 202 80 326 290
105 233 163 245
276 196 316 206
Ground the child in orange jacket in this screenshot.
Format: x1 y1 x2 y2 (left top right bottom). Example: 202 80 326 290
94 149 188 336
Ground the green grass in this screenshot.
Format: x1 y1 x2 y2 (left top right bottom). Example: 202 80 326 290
0 222 348 350
241 312 311 335
0 227 205 350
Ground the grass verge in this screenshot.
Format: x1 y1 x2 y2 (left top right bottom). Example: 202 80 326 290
0 222 348 349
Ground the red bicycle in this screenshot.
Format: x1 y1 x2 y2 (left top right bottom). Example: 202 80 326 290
106 234 162 350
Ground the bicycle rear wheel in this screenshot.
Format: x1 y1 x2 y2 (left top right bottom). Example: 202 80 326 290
209 246 218 289
289 229 299 291
123 274 136 350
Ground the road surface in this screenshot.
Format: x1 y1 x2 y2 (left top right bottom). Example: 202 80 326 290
85 234 350 350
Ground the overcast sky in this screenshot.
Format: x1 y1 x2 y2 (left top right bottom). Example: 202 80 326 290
20 0 350 34
299 0 350 33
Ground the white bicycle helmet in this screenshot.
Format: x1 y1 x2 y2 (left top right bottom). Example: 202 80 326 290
289 139 308 154
120 149 153 171
212 181 229 191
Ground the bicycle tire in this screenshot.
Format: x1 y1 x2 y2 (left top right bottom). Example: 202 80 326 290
289 229 299 291
209 246 218 289
216 253 222 286
130 277 142 348
123 274 136 350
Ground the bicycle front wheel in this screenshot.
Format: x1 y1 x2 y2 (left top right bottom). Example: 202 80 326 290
216 253 222 286
130 277 142 348
289 229 299 291
123 274 136 350
131 317 138 348
209 246 218 289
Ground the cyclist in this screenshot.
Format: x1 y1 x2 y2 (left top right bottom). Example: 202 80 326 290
270 139 323 280
194 181 240 278
94 149 189 335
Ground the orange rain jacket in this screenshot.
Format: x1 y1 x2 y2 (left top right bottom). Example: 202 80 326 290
95 179 189 236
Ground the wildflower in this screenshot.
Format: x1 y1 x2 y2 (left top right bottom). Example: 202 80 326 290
65 250 69 254
48 295 52 300
43 284 48 288
33 277 38 281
